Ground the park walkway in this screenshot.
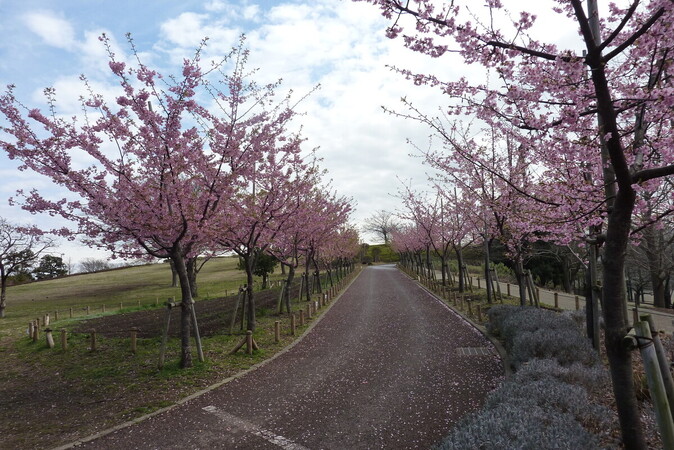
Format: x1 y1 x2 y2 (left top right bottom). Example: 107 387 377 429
69 265 503 449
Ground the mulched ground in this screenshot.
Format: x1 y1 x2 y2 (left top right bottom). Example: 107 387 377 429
74 283 301 338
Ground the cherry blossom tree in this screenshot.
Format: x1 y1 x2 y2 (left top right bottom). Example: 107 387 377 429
355 0 674 446
216 147 322 331
0 35 298 368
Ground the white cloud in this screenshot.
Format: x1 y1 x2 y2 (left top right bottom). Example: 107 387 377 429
23 11 77 50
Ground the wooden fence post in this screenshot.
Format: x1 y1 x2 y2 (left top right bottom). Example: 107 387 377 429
32 320 39 342
299 309 305 326
86 306 90 315
307 304 312 320
130 327 138 354
102 304 106 313
290 314 296 336
246 331 253 355
69 307 73 318
477 306 483 322
274 321 280 343
61 329 67 351
554 292 559 309
45 328 55 349
28 322 34 339
54 310 59 321
575 295 580 310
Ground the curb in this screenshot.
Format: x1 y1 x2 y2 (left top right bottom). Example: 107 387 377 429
53 268 364 450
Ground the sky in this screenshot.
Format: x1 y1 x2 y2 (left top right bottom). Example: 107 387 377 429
0 0 583 267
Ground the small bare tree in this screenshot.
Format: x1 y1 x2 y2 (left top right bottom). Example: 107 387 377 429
362 210 399 245
0 218 52 318
79 258 111 273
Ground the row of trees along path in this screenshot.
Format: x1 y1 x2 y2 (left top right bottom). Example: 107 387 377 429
0 36 356 368
69 265 503 449
353 1 674 447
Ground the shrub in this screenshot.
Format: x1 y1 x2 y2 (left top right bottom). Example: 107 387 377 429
500 307 579 351
485 378 609 429
436 403 599 450
514 358 608 394
509 327 599 369
485 304 520 336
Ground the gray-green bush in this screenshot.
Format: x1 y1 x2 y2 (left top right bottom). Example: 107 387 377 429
438 305 606 449
437 403 599 450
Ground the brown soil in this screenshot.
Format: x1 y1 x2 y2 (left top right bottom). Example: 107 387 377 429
73 283 301 338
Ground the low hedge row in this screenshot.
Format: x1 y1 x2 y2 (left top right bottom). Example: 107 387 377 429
438 305 609 449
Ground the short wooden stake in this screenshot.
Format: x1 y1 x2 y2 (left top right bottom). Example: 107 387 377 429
69 307 73 318
120 302 123 311
554 292 559 309
86 306 90 315
507 283 511 296
575 295 580 310
61 329 68 351
102 304 106 313
299 309 305 326
467 299 473 316
28 321 34 338
477 306 483 322
634 320 674 448
130 327 138 353
45 328 55 349
274 321 280 343
90 330 97 351
307 304 312 319
477 278 481 289
246 330 253 354
33 321 39 342
54 310 59 321
290 314 296 335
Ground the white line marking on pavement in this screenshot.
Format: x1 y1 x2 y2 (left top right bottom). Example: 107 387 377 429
202 405 310 450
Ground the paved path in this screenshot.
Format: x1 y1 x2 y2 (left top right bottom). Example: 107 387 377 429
71 265 503 449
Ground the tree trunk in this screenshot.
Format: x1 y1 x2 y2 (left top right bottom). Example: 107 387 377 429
643 227 667 308
171 251 193 369
169 260 178 287
603 187 646 450
515 257 527 306
245 256 256 331
282 263 295 314
186 257 198 298
455 246 465 293
0 276 6 319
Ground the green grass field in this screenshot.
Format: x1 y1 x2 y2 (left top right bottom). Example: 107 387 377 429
0 256 290 335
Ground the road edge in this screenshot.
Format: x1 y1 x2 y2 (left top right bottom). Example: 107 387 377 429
53 268 365 450
398 267 512 379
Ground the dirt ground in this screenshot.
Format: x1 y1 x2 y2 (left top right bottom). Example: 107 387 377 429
73 283 301 338
0 284 304 450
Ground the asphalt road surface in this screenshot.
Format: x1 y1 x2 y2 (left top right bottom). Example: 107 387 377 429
71 265 503 449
